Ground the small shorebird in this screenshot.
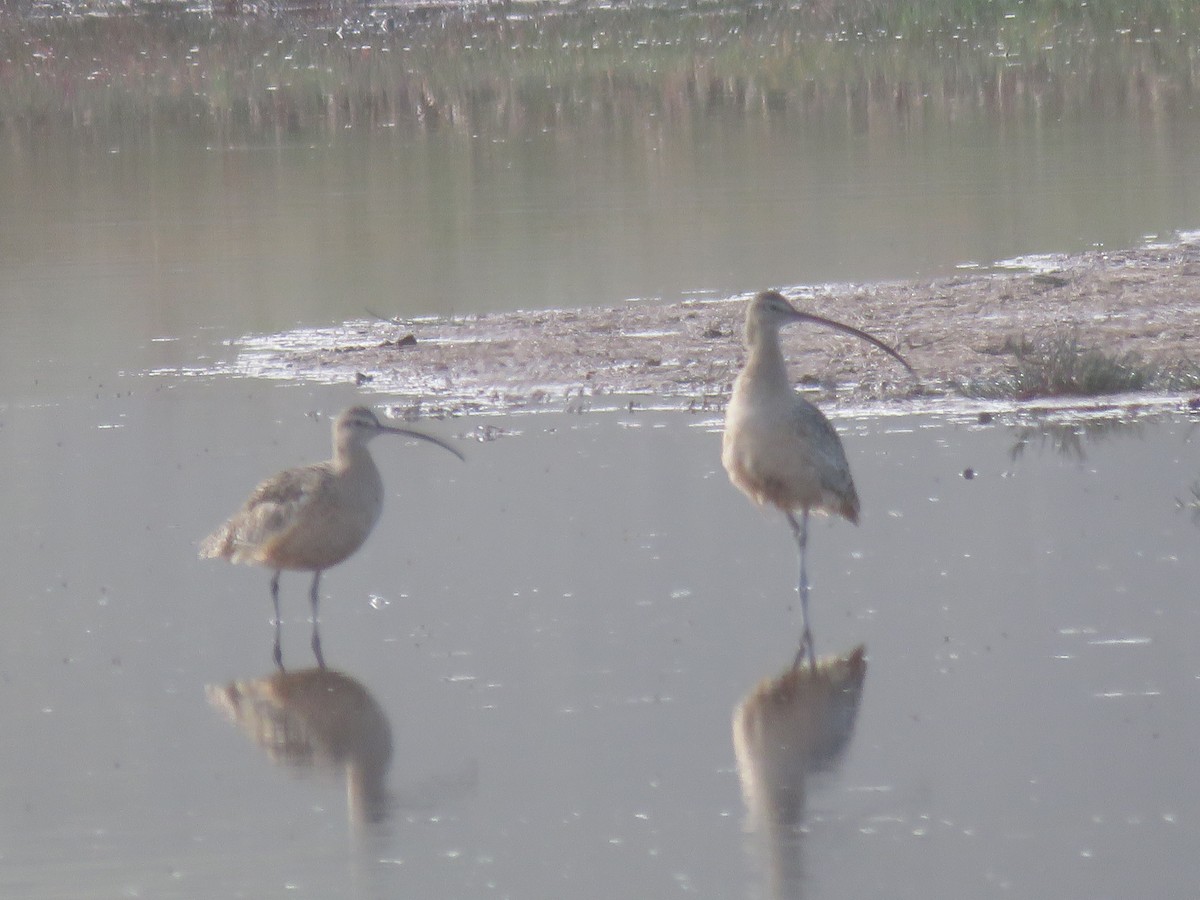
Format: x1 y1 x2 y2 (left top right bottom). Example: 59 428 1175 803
200 405 464 668
722 290 913 669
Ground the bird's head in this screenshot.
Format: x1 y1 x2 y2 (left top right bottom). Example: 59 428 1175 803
743 290 915 377
336 406 387 440
333 406 465 461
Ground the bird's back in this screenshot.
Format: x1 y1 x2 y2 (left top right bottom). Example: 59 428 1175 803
200 458 384 572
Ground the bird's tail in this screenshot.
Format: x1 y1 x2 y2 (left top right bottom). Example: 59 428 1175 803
198 525 233 560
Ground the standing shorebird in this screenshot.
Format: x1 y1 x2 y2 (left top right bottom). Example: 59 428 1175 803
200 405 464 668
722 290 913 669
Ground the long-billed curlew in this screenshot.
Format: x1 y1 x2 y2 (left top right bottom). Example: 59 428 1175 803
200 405 464 668
722 290 913 669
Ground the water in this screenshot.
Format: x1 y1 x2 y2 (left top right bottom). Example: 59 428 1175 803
2 380 1198 897
6 113 1200 399
4 7 1200 398
2 6 1200 896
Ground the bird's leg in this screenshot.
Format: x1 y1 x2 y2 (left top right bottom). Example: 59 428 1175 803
309 571 325 669
271 570 284 672
312 626 326 670
786 510 816 672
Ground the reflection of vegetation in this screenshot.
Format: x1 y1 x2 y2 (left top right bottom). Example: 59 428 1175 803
2 0 1199 141
1008 415 1141 462
965 333 1200 400
1178 480 1200 525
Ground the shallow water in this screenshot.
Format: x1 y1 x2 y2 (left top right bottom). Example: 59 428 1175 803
2 376 1198 897
3 7 1200 895
4 83 1200 401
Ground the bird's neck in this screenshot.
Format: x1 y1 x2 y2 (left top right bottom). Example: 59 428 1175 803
741 328 792 395
332 440 376 475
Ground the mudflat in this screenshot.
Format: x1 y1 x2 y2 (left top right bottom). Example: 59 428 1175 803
225 238 1200 416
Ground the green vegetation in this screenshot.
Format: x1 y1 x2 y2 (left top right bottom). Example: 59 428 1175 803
965 333 1200 400
2 0 1198 141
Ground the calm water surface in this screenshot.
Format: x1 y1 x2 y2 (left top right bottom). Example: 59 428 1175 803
3 106 1200 398
2 8 1200 896
1 377 1197 897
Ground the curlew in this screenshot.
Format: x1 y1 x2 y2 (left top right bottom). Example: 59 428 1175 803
722 290 913 669
200 405 464 668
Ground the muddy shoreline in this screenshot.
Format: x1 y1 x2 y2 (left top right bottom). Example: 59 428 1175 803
216 238 1200 418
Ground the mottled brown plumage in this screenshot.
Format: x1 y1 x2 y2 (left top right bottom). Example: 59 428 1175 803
201 405 463 668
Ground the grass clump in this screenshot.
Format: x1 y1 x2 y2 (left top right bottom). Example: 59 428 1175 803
966 332 1200 399
1005 333 1152 397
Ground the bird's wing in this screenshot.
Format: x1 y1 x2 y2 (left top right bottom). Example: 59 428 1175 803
787 401 850 468
786 399 860 517
201 463 334 563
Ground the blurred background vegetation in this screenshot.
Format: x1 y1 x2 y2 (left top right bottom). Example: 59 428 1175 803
2 0 1197 143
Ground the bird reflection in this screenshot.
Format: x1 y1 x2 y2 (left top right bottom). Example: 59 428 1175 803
733 646 867 899
207 666 393 824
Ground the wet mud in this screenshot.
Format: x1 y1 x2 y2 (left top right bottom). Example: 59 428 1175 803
215 239 1200 417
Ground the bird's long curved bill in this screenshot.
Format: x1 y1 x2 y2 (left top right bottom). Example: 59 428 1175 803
794 311 915 376
382 426 466 461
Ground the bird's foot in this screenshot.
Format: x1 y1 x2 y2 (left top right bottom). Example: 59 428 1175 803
792 628 817 673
